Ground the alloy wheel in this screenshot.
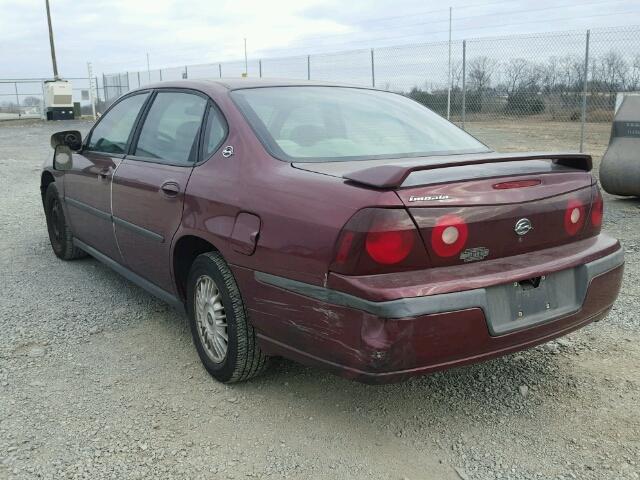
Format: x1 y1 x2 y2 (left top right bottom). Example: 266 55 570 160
195 275 229 363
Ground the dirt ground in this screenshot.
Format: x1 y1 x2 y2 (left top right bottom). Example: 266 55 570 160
0 119 638 480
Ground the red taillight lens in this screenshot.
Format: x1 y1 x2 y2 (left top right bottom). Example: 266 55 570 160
591 194 603 227
331 208 429 275
564 199 586 235
365 229 415 265
335 231 355 264
430 214 468 257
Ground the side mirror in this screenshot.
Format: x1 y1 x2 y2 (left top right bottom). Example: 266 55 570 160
51 130 82 151
53 145 73 171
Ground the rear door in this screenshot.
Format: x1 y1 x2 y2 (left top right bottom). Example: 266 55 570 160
111 90 208 293
63 92 150 260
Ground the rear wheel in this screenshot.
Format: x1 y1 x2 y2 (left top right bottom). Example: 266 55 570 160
44 183 87 260
187 251 269 383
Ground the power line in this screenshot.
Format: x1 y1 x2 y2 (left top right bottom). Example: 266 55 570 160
293 0 626 44
256 1 633 56
257 7 640 57
329 0 534 29
102 0 626 69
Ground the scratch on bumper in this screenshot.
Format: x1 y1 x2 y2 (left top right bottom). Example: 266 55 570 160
254 247 624 331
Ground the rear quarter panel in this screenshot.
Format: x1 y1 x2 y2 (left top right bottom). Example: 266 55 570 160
179 92 402 286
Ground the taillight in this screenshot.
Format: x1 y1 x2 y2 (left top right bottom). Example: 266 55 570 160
331 208 429 275
365 229 415 264
564 199 585 235
430 214 468 257
591 192 603 227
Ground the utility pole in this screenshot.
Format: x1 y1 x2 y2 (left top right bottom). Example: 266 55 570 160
45 0 59 79
447 6 452 120
244 38 248 77
146 52 151 82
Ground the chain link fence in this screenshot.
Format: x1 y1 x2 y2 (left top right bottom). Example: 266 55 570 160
4 25 638 155
0 77 98 120
100 25 640 152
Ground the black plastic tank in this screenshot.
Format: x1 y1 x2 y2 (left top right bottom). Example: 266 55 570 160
600 94 640 197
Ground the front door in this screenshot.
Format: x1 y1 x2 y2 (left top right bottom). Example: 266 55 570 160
112 90 208 293
63 92 150 260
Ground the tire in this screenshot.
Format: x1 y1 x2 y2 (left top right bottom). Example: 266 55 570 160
187 251 269 383
44 183 87 260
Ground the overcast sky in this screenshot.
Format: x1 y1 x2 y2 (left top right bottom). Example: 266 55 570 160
1 0 639 78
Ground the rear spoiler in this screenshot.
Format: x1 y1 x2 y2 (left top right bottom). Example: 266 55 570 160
342 152 592 189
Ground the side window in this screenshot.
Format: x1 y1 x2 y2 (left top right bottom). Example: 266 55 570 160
87 93 148 154
134 92 207 165
202 105 227 158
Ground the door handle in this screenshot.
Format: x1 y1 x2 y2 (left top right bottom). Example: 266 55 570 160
160 181 180 197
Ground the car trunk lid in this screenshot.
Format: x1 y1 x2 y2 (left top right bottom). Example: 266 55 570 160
294 152 597 267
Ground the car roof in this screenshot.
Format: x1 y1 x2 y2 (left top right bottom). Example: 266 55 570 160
131 78 374 96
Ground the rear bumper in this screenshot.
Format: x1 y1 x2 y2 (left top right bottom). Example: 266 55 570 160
238 235 624 384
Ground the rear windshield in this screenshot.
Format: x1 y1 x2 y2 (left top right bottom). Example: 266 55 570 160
231 86 490 162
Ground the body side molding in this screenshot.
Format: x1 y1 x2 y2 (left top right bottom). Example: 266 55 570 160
65 196 164 243
73 239 185 313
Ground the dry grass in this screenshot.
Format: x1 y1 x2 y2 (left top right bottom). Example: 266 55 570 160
465 120 611 167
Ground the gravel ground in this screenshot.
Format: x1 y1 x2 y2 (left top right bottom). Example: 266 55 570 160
0 119 638 480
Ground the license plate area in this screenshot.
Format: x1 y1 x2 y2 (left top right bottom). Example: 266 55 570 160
484 268 581 336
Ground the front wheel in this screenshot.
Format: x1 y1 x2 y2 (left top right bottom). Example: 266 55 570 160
44 183 87 260
187 251 269 383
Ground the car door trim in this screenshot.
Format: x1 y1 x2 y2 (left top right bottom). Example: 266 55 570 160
64 196 164 243
73 238 185 313
65 196 111 221
113 216 165 243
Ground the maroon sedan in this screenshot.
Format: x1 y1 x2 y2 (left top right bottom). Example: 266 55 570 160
41 79 624 384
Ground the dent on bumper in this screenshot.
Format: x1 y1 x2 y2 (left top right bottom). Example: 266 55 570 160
255 247 623 324
246 244 624 384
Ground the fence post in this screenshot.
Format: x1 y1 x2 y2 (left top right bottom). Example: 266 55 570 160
579 29 590 153
462 40 466 129
259 59 262 78
219 64 222 78
371 49 375 88
137 71 141 88
307 55 311 80
41 80 46 120
159 69 163 81
14 82 21 118
184 65 188 79
102 73 107 104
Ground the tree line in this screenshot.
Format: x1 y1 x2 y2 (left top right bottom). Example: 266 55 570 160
408 50 640 117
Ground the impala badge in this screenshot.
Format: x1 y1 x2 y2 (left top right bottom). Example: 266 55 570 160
514 218 533 236
408 194 450 202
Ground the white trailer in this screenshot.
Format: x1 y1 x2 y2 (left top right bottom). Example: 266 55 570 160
44 80 74 120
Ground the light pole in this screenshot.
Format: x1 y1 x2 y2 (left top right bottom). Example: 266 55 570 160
45 0 59 79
